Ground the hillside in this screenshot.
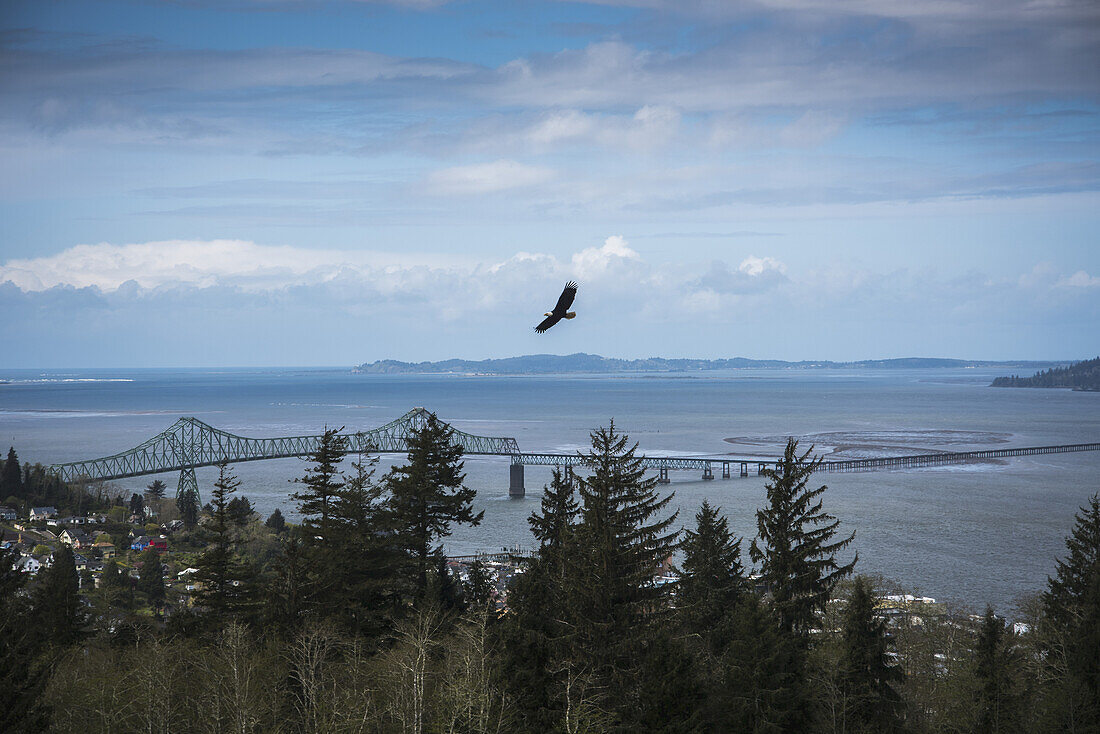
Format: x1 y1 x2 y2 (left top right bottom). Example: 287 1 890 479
354 353 1056 375
991 357 1100 391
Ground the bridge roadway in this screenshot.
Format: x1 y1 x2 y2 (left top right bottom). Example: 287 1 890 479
44 407 1100 500
505 443 1100 495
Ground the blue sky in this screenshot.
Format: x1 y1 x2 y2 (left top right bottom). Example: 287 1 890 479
1 0 1097 367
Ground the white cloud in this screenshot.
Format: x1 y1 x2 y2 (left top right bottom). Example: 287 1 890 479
570 235 643 280
1061 270 1100 288
426 160 555 195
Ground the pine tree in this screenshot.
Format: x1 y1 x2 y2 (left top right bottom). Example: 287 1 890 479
465 559 494 610
1044 493 1100 630
563 420 680 723
265 508 286 532
1040 494 1100 731
324 446 399 634
129 492 144 517
176 488 198 528
716 594 809 731
750 438 856 638
972 607 1022 734
192 463 253 624
145 479 167 500
385 412 483 599
839 576 904 733
137 547 165 610
291 426 348 543
34 545 88 647
677 499 746 642
2 446 23 497
528 468 578 561
0 545 50 733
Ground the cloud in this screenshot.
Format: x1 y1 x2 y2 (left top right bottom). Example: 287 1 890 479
570 235 644 280
1061 270 1100 288
426 160 555 194
693 256 789 296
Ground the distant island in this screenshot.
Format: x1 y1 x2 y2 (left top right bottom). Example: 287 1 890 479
354 353 1060 375
992 356 1100 391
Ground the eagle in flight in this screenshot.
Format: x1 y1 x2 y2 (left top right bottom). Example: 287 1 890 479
535 281 578 333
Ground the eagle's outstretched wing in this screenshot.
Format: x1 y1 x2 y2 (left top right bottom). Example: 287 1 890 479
534 314 562 333
554 281 578 313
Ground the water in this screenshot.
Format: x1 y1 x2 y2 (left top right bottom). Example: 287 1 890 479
2 366 1098 614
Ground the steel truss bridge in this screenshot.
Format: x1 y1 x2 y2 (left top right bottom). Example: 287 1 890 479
48 407 520 501
46 407 1100 500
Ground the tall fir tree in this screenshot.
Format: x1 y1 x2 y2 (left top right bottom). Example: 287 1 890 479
34 545 88 647
750 438 856 638
839 576 905 733
325 445 400 634
2 446 23 497
1044 493 1100 630
677 498 747 643
176 486 199 528
0 545 50 733
385 412 482 600
528 467 579 562
563 420 680 726
291 426 348 543
136 547 166 610
972 607 1022 734
191 463 254 624
145 478 167 500
1040 493 1100 731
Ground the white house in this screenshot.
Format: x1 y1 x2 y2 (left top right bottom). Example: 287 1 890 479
29 507 58 521
0 506 17 521
16 555 41 575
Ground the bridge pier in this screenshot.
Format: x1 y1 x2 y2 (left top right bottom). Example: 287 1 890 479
722 462 731 479
177 467 200 505
657 466 670 484
757 463 766 476
509 463 525 498
740 462 748 477
702 462 714 481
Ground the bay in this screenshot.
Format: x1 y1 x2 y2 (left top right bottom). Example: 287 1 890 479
2 365 1098 614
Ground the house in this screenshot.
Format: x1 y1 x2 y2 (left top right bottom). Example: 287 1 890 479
131 536 168 552
16 555 41 575
72 553 90 571
57 515 87 525
29 507 58 521
0 506 17 521
93 541 116 559
60 528 94 549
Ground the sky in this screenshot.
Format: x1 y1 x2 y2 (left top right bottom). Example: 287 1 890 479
0 0 1097 367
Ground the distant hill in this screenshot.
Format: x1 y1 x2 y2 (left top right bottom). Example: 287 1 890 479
353 353 1058 375
991 357 1100 391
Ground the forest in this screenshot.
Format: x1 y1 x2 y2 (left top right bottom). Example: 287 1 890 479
2 414 1099 734
992 357 1100 390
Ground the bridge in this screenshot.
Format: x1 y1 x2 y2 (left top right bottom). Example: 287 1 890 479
507 442 1100 494
49 407 519 503
47 407 1100 501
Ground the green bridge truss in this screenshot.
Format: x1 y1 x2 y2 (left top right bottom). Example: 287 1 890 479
49 408 521 500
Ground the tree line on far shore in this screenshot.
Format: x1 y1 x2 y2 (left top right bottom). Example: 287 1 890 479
1 414 1098 733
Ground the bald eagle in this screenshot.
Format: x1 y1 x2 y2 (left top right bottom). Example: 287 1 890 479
535 281 578 333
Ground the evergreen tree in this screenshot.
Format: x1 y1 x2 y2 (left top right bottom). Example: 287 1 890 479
176 487 199 528
839 576 905 733
563 420 680 724
191 463 253 624
750 438 856 638
34 545 88 647
324 446 399 634
265 508 286 532
144 479 167 500
716 594 809 732
291 426 348 543
136 547 165 609
2 446 23 497
528 468 578 562
129 492 144 517
677 499 746 642
1040 493 1100 732
427 551 466 613
385 412 483 599
0 545 50 733
465 559 494 610
972 607 1022 734
227 495 254 526
1044 493 1100 630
